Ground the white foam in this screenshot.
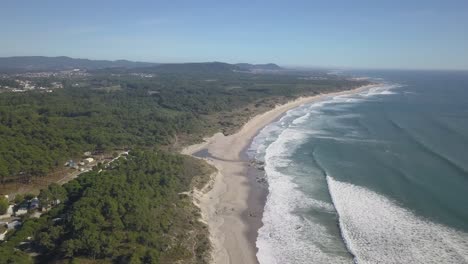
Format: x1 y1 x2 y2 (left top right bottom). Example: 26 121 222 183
257 128 352 264
254 80 411 263
360 84 401 97
292 113 311 125
327 176 468 264
251 85 384 158
307 135 384 144
345 98 362 103
248 101 326 159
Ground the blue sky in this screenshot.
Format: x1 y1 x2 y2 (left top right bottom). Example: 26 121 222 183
1 0 467 70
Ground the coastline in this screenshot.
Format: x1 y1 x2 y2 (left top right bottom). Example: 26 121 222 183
182 84 378 264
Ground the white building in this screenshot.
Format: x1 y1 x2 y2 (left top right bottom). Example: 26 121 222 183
0 205 14 220
15 205 28 216
7 220 21 229
0 229 8 241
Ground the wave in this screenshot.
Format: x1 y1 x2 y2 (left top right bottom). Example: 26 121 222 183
360 84 402 97
255 81 405 263
257 128 351 264
248 93 346 159
327 176 468 264
292 112 311 125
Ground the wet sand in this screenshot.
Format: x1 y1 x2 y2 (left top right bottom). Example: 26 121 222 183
182 84 377 264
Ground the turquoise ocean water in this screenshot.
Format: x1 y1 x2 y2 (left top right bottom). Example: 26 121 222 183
249 70 468 264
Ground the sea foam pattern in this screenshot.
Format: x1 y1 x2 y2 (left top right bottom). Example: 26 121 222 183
255 83 404 264
327 176 468 264
257 128 351 264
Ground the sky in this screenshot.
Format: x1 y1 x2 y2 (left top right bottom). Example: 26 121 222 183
1 0 468 70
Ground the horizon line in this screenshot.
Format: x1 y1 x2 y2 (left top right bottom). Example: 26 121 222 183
1 54 467 72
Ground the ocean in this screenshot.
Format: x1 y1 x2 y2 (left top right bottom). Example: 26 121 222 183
249 70 468 264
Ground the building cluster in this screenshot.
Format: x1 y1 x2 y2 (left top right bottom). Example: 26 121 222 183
298 76 328 80
0 79 63 93
0 68 92 93
64 156 95 172
12 69 90 78
0 195 45 241
0 150 129 242
130 72 155 78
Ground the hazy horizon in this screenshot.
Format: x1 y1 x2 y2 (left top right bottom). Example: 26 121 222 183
2 55 468 72
1 0 468 70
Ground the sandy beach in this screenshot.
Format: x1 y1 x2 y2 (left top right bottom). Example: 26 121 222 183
182 84 377 264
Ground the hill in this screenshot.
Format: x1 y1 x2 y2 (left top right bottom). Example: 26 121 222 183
0 56 158 72
0 56 283 74
115 62 283 75
133 62 240 74
235 63 282 71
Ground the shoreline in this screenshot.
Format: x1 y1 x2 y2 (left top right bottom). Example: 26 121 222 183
182 83 379 264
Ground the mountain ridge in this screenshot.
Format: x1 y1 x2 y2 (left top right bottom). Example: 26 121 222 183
0 56 282 73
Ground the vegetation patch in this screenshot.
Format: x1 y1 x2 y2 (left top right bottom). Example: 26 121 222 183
0 151 211 264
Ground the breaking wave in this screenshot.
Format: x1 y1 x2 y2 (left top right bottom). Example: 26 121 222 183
256 128 351 264
254 82 406 263
327 176 468 264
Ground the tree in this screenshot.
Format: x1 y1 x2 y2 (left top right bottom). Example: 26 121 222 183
0 161 8 184
36 232 54 251
0 196 8 215
48 183 67 205
38 189 52 209
24 193 35 201
14 194 24 204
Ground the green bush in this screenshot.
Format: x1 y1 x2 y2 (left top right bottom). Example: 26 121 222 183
0 196 8 215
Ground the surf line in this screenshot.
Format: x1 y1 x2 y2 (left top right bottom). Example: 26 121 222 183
311 149 358 262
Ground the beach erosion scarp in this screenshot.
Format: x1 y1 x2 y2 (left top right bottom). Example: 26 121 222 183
181 84 377 264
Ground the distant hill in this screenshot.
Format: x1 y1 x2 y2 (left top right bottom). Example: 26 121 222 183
0 56 158 72
132 62 241 74
134 62 283 74
235 63 282 71
0 56 283 73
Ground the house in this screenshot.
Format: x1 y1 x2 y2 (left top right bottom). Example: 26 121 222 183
30 198 40 210
7 220 21 229
31 211 42 218
15 204 28 216
65 160 77 167
84 157 94 164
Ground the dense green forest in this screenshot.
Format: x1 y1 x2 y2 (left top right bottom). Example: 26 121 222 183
0 151 213 263
0 71 368 182
0 67 369 264
0 79 19 88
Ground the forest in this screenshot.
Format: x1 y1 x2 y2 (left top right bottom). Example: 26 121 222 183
0 71 369 182
0 69 368 263
0 151 213 263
